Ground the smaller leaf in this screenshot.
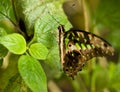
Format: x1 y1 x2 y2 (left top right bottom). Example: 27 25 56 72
29 43 48 60
18 55 47 92
0 33 26 54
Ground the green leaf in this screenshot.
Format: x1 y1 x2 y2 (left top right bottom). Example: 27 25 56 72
13 0 71 36
13 0 48 36
29 43 48 60
34 15 59 49
18 55 47 92
41 46 62 79
32 1 71 79
0 33 26 54
0 0 17 34
0 0 16 22
34 14 71 49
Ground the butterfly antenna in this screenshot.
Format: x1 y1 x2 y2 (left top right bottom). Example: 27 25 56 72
47 10 61 25
45 3 66 33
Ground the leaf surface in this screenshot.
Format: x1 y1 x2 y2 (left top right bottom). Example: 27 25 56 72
18 55 47 92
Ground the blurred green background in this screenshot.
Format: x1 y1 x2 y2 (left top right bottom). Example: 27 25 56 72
0 0 120 92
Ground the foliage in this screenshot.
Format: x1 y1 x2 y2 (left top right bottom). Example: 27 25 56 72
0 0 120 92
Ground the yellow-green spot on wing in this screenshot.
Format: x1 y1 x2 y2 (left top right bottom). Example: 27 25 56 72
75 43 81 49
77 32 81 38
86 44 91 49
96 44 100 48
80 32 84 38
84 39 87 43
66 33 70 38
72 33 75 36
91 44 95 48
88 34 92 40
65 38 69 47
76 37 79 41
81 43 86 50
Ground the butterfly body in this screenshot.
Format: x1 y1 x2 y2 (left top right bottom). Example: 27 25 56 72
58 25 114 79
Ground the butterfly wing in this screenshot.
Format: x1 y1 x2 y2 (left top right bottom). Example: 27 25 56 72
59 27 114 79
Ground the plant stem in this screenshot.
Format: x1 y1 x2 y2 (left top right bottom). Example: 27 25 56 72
82 0 90 32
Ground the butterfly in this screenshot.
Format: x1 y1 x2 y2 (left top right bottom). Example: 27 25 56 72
58 25 114 79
